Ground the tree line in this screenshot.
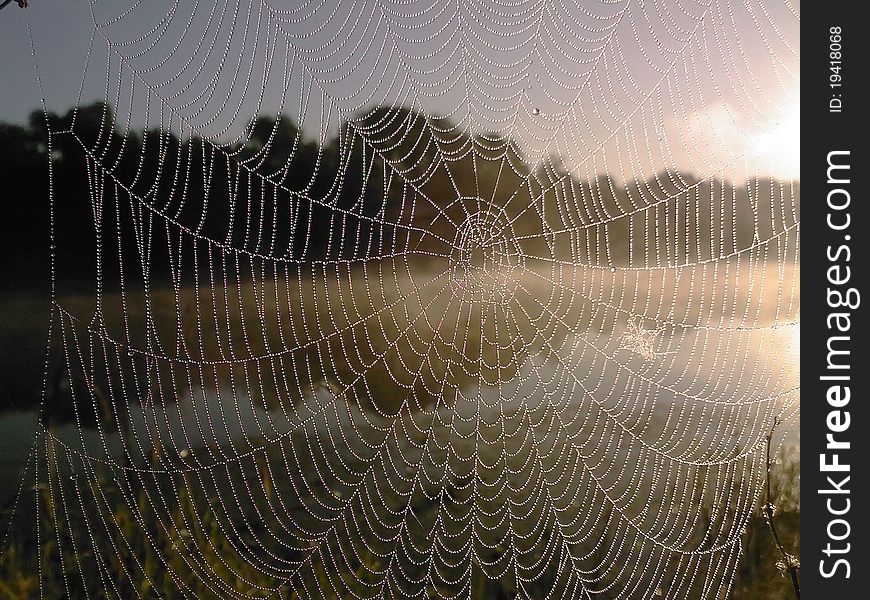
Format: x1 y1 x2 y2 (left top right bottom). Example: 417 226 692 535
1 102 799 295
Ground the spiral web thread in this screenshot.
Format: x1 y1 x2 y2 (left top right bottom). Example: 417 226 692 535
10 0 799 597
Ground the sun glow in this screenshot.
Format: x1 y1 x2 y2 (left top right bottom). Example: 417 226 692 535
787 323 800 360
748 102 800 180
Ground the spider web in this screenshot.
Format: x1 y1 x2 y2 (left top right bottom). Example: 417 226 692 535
8 0 799 597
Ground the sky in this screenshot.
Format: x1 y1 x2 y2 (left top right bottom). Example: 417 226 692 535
1 1 97 124
0 0 800 180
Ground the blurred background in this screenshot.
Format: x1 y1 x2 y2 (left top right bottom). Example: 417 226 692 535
0 1 799 598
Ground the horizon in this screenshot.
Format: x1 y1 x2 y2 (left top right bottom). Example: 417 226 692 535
1 99 801 187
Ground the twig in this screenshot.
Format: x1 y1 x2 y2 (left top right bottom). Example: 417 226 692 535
0 0 29 12
764 417 800 599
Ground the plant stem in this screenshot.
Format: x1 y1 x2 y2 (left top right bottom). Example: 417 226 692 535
765 418 800 599
0 0 28 12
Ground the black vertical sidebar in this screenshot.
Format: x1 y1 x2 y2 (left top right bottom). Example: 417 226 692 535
801 4 867 598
